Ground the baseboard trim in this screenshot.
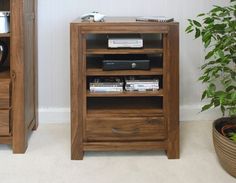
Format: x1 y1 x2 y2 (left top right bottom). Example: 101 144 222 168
39 108 70 123
180 104 221 122
38 105 222 123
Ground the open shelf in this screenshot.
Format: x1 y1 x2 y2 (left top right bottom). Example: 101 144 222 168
87 97 163 117
87 89 164 97
86 68 163 76
0 69 10 80
0 0 10 11
0 33 10 38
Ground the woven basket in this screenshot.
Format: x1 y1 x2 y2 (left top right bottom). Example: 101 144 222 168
213 117 236 178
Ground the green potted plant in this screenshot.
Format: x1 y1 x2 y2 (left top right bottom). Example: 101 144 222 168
186 0 236 177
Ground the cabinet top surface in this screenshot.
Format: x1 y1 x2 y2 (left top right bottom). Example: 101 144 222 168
71 17 179 26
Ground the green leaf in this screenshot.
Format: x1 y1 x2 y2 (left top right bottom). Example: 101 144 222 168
229 133 236 142
187 19 193 25
193 20 202 27
205 51 214 59
221 106 226 116
195 28 201 38
201 90 207 100
210 6 223 13
226 85 235 92
198 75 206 81
231 92 236 100
186 29 194 33
202 76 210 82
197 13 205 17
218 50 225 58
185 25 193 32
204 38 211 48
204 17 214 24
209 83 216 91
201 103 213 112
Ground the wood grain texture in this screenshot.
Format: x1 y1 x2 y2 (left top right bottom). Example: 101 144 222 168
70 18 179 160
0 110 10 135
0 0 38 152
11 0 26 153
86 68 163 76
70 24 84 160
32 0 38 130
86 117 166 141
87 89 164 97
0 136 12 144
86 48 163 55
0 80 11 108
166 24 180 159
84 141 167 151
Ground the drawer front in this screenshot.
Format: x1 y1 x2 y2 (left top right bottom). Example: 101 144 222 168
0 80 11 108
0 110 10 136
86 117 166 141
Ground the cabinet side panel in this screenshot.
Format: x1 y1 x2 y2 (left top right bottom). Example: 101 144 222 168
167 24 180 159
11 0 27 153
23 0 36 128
71 24 84 160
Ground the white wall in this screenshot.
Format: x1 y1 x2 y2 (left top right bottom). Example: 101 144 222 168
38 0 229 123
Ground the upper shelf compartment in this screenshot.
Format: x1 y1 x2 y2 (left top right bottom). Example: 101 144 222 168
0 0 10 11
86 33 163 55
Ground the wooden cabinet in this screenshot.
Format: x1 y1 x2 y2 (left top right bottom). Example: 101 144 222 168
0 0 38 152
70 17 179 160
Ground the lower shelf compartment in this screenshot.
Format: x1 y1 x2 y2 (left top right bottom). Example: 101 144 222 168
83 141 167 151
87 97 163 117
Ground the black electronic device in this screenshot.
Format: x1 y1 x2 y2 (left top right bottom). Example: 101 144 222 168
102 54 150 71
103 60 150 71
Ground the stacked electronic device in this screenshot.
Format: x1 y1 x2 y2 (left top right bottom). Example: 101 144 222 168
89 34 160 93
89 78 124 93
89 77 159 93
125 76 159 92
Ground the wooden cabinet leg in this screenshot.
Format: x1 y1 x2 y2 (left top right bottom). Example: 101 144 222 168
166 141 180 159
13 137 28 154
71 149 84 160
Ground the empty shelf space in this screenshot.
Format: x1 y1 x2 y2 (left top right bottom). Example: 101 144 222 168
87 97 163 117
0 69 10 80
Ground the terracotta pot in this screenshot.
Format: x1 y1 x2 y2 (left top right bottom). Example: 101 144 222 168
213 117 236 177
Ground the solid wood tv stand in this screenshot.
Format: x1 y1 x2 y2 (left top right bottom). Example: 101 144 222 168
70 17 179 160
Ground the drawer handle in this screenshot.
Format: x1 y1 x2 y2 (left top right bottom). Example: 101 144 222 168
147 118 162 125
112 128 139 135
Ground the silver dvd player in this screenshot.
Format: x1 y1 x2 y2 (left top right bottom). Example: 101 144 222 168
108 34 143 48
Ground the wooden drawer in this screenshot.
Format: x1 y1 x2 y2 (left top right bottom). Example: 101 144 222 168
0 80 11 108
85 117 166 141
0 110 10 136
